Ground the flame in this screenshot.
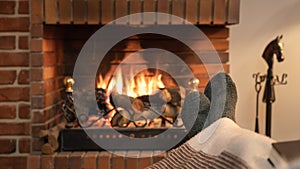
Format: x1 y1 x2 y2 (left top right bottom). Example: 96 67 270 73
95 68 167 128
96 69 165 98
96 74 106 89
115 68 123 94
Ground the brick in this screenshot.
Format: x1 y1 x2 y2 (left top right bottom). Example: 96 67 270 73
56 152 71 169
44 91 61 108
43 52 57 66
32 110 44 123
18 69 29 84
31 123 50 137
126 151 139 169
97 152 111 169
43 66 57 80
84 152 98 169
43 39 56 52
112 152 125 169
18 0 29 14
31 53 43 66
32 138 44 151
32 105 59 123
0 17 29 32
27 155 41 169
19 103 30 119
70 152 84 169
31 0 43 24
0 1 15 14
31 24 43 38
0 105 16 119
139 151 153 168
19 138 31 153
0 70 16 84
30 39 43 52
31 66 60 81
41 154 56 169
31 96 46 109
19 36 29 49
31 68 43 81
0 156 27 169
0 36 15 49
0 87 29 102
31 82 43 95
0 122 30 135
44 79 56 94
0 139 16 154
31 96 44 109
0 52 29 66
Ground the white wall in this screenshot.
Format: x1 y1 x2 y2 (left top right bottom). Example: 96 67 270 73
230 0 300 141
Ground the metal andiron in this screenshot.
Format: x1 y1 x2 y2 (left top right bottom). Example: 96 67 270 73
62 76 77 128
253 35 287 137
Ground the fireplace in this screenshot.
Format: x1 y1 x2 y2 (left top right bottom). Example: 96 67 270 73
0 0 240 168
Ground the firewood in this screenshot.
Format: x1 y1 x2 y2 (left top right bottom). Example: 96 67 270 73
41 143 56 155
39 122 65 154
48 127 59 150
38 122 65 138
137 89 168 107
38 130 49 138
132 98 144 112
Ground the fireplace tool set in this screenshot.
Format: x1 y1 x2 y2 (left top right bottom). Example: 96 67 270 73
253 35 287 137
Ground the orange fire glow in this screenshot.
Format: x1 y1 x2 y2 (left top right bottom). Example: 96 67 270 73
97 69 165 98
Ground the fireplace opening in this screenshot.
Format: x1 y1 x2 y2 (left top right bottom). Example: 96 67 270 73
59 33 204 151
34 24 230 153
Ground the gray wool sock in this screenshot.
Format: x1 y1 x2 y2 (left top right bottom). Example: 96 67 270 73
203 72 237 129
181 91 210 139
181 72 237 140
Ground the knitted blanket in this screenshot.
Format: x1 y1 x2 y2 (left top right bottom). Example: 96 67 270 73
147 118 275 169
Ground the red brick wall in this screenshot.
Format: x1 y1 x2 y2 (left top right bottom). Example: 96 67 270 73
0 0 64 168
0 0 30 168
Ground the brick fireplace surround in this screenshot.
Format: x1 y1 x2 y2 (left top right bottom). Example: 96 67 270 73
0 0 239 168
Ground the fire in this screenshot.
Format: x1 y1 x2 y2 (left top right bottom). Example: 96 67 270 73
95 68 166 128
96 74 106 89
97 69 165 98
129 71 164 97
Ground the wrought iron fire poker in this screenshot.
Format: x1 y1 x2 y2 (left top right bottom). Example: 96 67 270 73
253 35 287 137
253 73 265 133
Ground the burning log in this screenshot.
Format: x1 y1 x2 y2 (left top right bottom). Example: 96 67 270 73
109 87 183 128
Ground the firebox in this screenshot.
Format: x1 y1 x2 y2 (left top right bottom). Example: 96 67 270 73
60 30 205 151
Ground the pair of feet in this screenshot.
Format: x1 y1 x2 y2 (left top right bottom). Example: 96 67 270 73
181 72 238 139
